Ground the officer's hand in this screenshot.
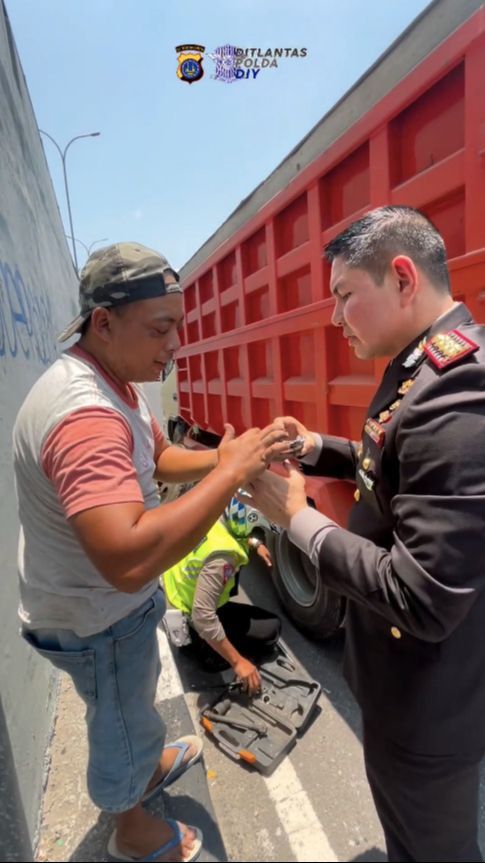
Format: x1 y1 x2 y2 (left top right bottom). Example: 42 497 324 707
217 423 289 484
257 544 273 568
245 462 307 529
268 416 317 461
233 657 261 695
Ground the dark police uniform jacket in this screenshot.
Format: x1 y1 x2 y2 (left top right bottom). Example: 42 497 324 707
304 303 485 755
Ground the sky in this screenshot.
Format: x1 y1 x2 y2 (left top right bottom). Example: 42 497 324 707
7 0 431 272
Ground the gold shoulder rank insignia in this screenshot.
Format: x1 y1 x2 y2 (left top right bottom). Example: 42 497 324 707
424 330 479 369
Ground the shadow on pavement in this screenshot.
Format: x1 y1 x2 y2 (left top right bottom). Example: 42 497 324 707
0 698 33 862
350 846 387 861
68 792 225 862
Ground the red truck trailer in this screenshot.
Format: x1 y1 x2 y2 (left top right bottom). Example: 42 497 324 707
171 0 485 638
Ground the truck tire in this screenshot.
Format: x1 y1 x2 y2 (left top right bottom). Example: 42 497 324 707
167 416 188 444
271 529 345 640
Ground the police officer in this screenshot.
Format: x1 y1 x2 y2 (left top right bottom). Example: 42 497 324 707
246 206 485 862
163 495 280 692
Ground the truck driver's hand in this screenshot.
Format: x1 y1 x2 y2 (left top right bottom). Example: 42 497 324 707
217 423 289 483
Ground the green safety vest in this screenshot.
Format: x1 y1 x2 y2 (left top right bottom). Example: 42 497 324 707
163 519 249 615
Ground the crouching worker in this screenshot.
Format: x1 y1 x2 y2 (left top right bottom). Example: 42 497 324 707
163 497 281 693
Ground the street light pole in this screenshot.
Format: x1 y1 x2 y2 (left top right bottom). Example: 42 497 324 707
87 238 108 255
65 235 89 256
66 236 108 263
66 236 108 255
39 130 100 273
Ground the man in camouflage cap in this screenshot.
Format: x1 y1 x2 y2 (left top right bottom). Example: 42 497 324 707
13 241 288 862
58 241 183 342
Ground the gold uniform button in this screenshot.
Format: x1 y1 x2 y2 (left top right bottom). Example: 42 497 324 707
390 626 402 639
354 489 361 502
362 457 371 470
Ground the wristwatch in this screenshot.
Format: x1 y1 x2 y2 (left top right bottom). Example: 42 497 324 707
248 536 262 549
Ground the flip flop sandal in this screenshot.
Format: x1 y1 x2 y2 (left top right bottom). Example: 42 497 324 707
142 735 203 804
107 819 203 862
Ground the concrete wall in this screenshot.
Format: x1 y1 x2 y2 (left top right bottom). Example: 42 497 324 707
0 2 78 857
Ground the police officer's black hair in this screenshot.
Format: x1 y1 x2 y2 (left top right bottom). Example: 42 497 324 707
324 206 451 294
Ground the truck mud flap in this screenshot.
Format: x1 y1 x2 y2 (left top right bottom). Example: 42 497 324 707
199 639 321 775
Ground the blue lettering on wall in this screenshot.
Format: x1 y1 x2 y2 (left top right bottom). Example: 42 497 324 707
0 260 57 365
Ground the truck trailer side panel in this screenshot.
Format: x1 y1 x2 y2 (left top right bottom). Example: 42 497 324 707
178 0 485 449
175 0 485 637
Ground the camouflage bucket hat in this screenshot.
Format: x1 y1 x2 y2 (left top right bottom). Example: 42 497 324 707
58 241 181 342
